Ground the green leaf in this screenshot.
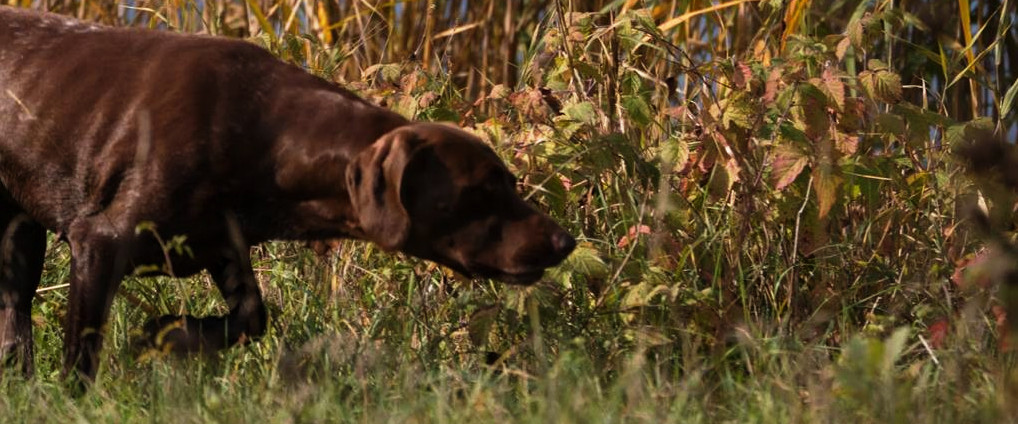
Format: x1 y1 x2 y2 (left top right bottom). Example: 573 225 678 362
1001 78 1018 119
722 94 755 130
563 101 598 125
859 69 902 104
661 136 691 173
944 117 994 147
876 113 906 136
562 243 609 279
622 95 653 127
866 59 890 71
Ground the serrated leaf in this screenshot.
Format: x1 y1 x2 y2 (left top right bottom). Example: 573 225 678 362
661 136 690 173
859 69 902 104
770 144 809 190
763 66 785 104
363 63 402 83
563 100 598 125
722 94 755 129
835 133 859 156
944 117 995 147
798 84 831 140
621 281 671 309
835 36 852 60
845 14 866 49
837 97 867 132
393 94 419 119
562 243 609 278
708 157 741 200
820 68 846 110
622 95 653 127
867 59 889 71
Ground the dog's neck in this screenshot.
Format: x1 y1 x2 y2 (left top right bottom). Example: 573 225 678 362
261 82 409 242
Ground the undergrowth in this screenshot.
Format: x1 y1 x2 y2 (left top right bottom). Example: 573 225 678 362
2 0 1018 422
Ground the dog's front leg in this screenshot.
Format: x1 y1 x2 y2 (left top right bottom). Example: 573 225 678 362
141 253 267 354
0 211 46 379
62 220 129 387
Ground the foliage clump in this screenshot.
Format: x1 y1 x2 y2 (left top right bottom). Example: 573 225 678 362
2 0 1017 422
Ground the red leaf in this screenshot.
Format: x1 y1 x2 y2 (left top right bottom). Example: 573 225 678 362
770 145 808 190
951 249 991 288
993 305 1011 351
617 225 651 248
732 61 752 90
928 319 949 349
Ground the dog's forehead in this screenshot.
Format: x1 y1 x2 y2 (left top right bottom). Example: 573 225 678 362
419 126 508 180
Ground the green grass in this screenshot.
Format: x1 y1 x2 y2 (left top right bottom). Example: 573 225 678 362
3 0 1018 422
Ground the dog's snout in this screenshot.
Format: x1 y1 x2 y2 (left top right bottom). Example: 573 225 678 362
551 229 576 258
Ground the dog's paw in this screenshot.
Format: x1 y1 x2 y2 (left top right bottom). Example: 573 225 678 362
133 315 230 360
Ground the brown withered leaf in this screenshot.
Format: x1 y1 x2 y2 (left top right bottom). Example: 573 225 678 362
813 167 841 220
488 84 509 100
837 97 868 132
799 84 831 141
509 88 552 123
835 36 852 61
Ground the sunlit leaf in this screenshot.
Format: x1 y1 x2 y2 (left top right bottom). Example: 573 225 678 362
1001 78 1018 118
562 243 610 279
835 133 859 156
859 69 902 104
661 136 691 173
813 167 841 220
771 144 809 190
563 100 598 125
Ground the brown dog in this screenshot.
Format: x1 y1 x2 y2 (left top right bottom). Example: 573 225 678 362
0 7 575 384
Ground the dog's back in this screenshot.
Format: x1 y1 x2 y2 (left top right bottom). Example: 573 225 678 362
0 7 361 236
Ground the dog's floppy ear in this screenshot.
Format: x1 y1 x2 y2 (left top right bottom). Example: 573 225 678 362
345 127 424 250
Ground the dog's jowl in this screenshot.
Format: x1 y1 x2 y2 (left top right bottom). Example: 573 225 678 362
0 7 575 384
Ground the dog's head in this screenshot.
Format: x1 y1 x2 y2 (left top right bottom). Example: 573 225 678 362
346 123 576 285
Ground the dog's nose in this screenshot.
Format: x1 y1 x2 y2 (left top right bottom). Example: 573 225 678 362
551 230 576 257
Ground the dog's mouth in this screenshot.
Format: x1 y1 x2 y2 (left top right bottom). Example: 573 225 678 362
493 269 545 285
454 262 546 285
